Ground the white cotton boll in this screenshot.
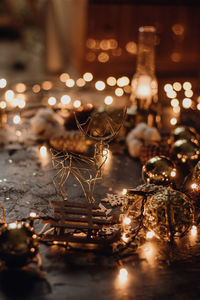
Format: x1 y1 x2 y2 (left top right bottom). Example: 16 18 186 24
127 138 143 158
31 108 64 140
126 122 148 143
144 127 161 145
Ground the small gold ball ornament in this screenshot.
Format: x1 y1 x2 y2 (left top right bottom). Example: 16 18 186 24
142 156 176 185
172 126 198 143
171 139 199 163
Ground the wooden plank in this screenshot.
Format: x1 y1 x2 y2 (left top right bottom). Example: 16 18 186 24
44 220 101 230
51 200 99 210
54 207 106 217
45 216 112 225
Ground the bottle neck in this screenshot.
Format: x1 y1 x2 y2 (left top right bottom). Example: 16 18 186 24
136 28 155 76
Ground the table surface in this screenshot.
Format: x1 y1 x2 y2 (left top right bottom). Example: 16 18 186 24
0 144 199 300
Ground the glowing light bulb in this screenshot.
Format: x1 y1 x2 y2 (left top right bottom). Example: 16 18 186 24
167 90 177 99
171 99 179 107
164 83 173 93
42 81 53 90
171 171 176 177
40 146 47 157
119 268 128 282
59 73 70 82
32 84 41 93
0 78 7 88
122 233 129 243
191 225 197 237
73 100 81 108
18 99 26 108
0 101 6 109
173 106 180 114
184 90 193 98
13 115 21 124
122 189 127 195
197 104 200 111
173 82 182 91
30 212 37 218
61 95 71 105
48 97 56 106
170 117 177 125
106 76 117 86
76 78 86 87
104 96 113 105
183 81 192 90
15 83 26 93
191 183 197 189
117 76 130 87
95 81 105 91
5 90 14 101
83 72 93 82
66 79 75 88
115 88 124 96
123 217 131 225
182 98 192 108
146 231 155 239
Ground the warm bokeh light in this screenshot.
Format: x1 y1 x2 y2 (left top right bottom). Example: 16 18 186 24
170 117 177 125
0 101 6 109
0 78 7 88
117 76 130 87
109 39 118 49
164 83 173 93
197 103 200 111
42 81 53 90
95 81 105 91
119 268 128 283
122 233 129 243
86 38 96 49
83 72 93 82
60 95 71 105
106 76 117 86
65 79 75 88
167 90 177 99
191 183 197 189
32 84 41 93
182 98 192 108
18 99 26 109
115 87 124 96
191 225 197 237
171 99 179 107
124 85 132 93
171 171 176 177
59 73 70 82
123 217 131 225
171 52 181 63
172 23 184 36
85 52 96 62
184 90 193 98
104 96 113 105
40 145 47 157
73 100 81 108
15 83 26 93
13 115 21 124
183 81 192 90
30 212 37 218
5 90 14 101
146 231 155 239
76 78 86 87
98 52 109 63
173 82 182 91
173 106 180 114
48 97 57 106
122 189 127 195
125 41 137 54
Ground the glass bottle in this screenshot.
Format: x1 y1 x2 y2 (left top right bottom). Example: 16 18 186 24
130 26 159 127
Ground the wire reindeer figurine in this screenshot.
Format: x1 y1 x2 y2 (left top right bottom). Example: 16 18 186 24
51 107 126 205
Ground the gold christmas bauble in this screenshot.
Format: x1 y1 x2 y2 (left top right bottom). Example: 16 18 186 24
172 126 198 143
171 139 199 163
0 222 39 268
142 156 176 185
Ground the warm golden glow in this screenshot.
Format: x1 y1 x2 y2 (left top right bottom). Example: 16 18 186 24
95 81 105 91
15 83 26 93
115 87 124 97
66 79 75 88
172 24 184 36
191 183 197 189
83 72 93 82
0 101 6 109
124 85 131 93
0 78 7 88
98 52 109 63
173 106 180 114
171 99 179 107
182 98 192 108
122 188 127 195
85 52 96 62
13 115 21 124
32 84 41 93
5 90 14 101
164 83 173 93
183 81 192 90
119 268 128 283
125 41 137 54
30 212 37 218
76 78 86 87
197 103 200 111
117 76 130 87
73 100 81 108
86 38 96 49
61 95 71 105
171 171 176 177
100 39 110 50
40 146 47 157
171 52 181 63
191 225 197 237
146 231 155 239
18 99 26 109
184 90 193 98
173 82 182 91
42 81 53 90
167 90 177 99
109 39 118 49
123 216 131 225
122 233 129 243
106 76 116 86
104 96 113 105
170 117 177 125
59 73 70 82
48 97 56 106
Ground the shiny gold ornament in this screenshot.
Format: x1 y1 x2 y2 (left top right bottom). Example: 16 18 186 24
0 222 39 268
192 160 200 183
172 126 198 144
142 156 176 185
171 139 200 163
143 188 193 241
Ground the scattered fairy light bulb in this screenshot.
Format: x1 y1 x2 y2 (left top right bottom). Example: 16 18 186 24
15 83 26 93
0 101 6 109
32 84 41 93
183 81 192 90
5 90 14 101
40 146 47 157
122 188 127 195
167 90 177 99
11 98 19 107
103 149 108 156
30 212 37 218
59 73 70 82
164 83 173 93
123 216 131 225
104 96 113 105
48 97 56 106
0 78 7 88
13 115 21 124
95 81 105 91
170 117 177 125
83 72 93 82
76 78 86 87
146 231 155 239
42 81 53 90
171 99 179 107
117 76 130 87
173 106 180 113
61 95 71 105
184 90 193 98
73 100 81 108
106 76 117 86
171 171 176 177
18 99 26 108
122 233 129 243
115 87 124 96
98 52 109 63
182 98 192 108
197 103 200 110
119 268 128 283
191 225 197 237
173 82 182 91
66 79 75 88
191 183 197 189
